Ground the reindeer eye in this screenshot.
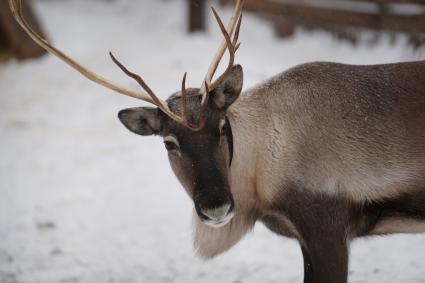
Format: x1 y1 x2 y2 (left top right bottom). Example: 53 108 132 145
163 136 181 154
164 141 178 151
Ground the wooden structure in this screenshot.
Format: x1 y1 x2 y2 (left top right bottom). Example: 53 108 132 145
189 0 206 32
218 0 425 48
0 1 46 62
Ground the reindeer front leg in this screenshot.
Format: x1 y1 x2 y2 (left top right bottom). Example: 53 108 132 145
282 189 353 283
300 237 349 283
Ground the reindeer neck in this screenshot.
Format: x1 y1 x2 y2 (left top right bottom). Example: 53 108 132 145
227 89 269 209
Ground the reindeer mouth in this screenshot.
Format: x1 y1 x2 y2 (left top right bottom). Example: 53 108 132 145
198 203 235 228
202 210 234 228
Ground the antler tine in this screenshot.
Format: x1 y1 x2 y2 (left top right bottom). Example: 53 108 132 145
200 0 244 98
181 72 188 123
109 52 162 107
177 80 209 132
211 7 236 56
109 52 182 122
201 81 210 109
191 82 210 130
232 14 243 48
8 0 157 104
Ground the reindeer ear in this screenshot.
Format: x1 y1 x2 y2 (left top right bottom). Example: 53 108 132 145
118 107 162 136
211 65 243 110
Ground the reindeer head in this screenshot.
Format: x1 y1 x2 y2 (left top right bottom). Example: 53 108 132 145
118 65 243 227
9 0 244 227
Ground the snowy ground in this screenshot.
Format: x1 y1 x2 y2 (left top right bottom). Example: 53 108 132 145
1 0 424 282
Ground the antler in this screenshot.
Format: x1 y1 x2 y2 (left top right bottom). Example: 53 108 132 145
199 0 244 104
9 0 243 131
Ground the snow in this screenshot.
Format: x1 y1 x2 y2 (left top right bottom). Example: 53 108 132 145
0 0 424 282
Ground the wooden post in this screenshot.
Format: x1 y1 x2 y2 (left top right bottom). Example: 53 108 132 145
0 0 46 61
188 0 206 32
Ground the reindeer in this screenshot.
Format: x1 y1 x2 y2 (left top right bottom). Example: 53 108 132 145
10 0 425 282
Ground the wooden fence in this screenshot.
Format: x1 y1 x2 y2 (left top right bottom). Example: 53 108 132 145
216 0 425 47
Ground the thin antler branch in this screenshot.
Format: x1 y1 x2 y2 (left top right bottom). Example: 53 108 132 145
109 52 183 122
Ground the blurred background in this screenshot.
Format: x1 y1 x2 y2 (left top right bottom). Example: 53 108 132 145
0 0 424 282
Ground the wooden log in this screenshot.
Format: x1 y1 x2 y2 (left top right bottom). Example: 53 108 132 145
0 0 46 60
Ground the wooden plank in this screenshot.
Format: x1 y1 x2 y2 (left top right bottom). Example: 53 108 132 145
349 0 425 4
220 0 425 5
220 0 425 33
0 0 46 60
